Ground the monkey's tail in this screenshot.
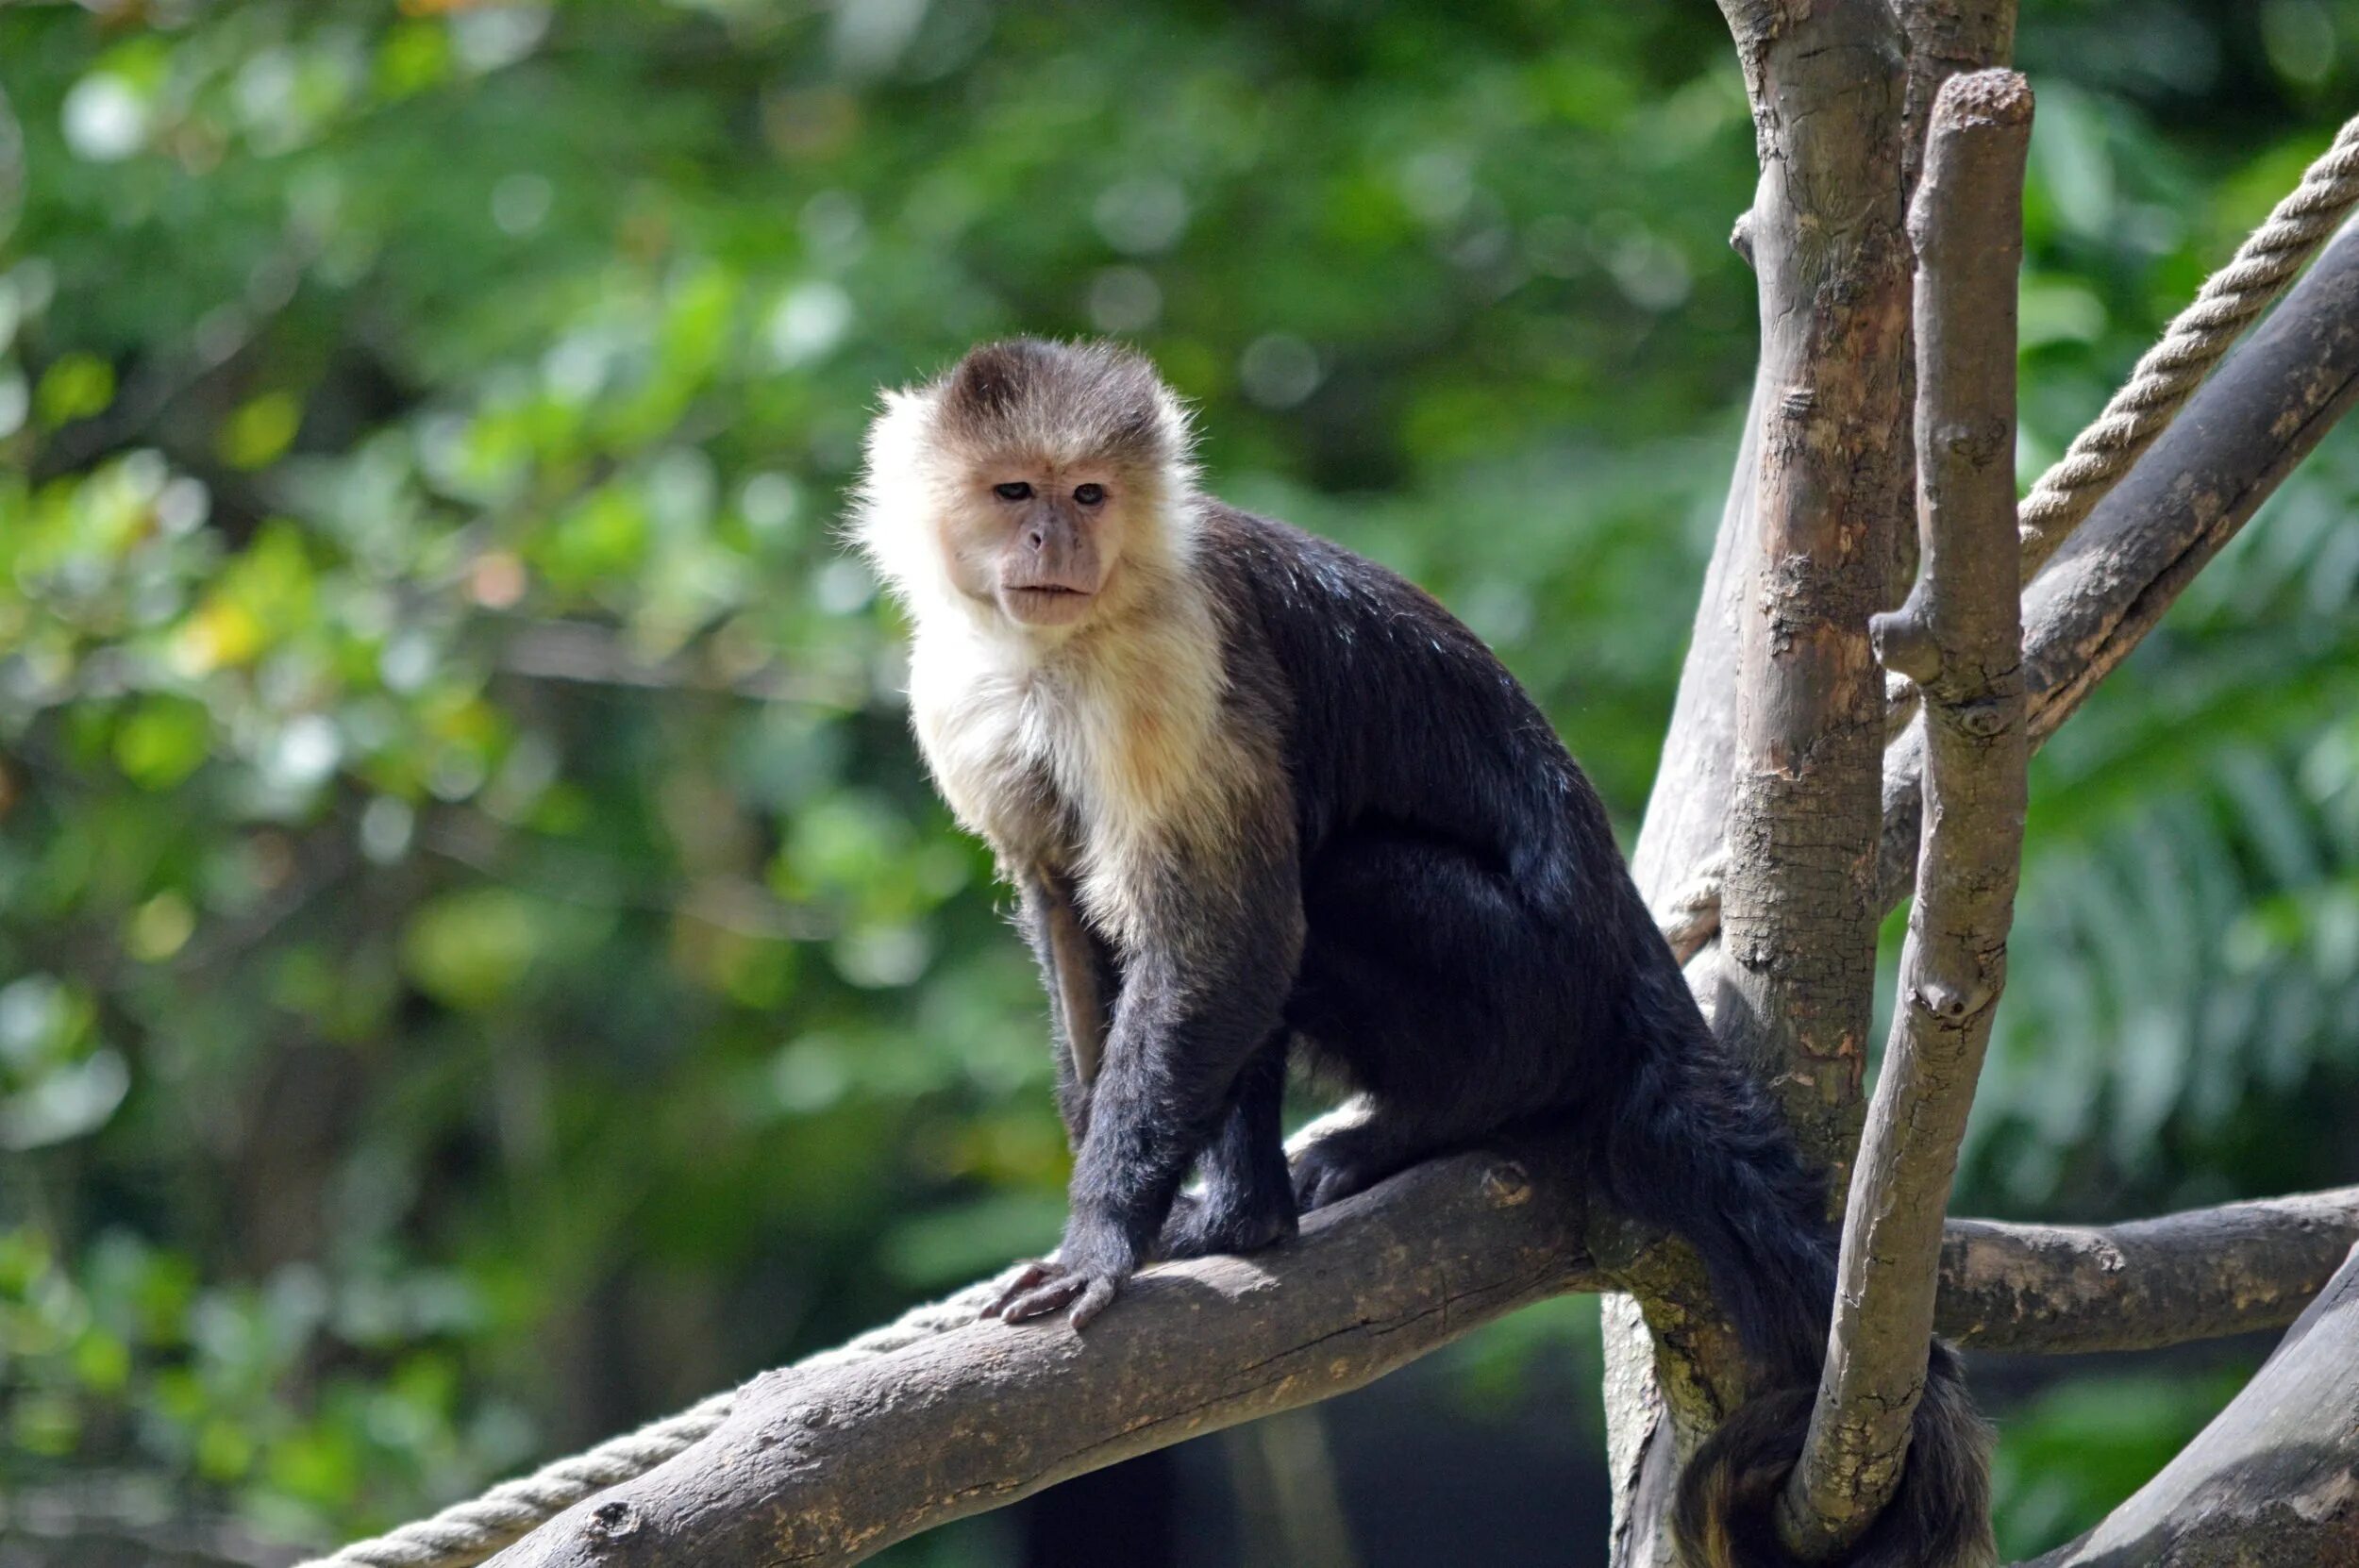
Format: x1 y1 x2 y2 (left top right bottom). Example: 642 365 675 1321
1593 964 1995 1568
1668 1346 1994 1568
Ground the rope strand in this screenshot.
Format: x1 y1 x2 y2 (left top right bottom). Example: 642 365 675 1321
295 1272 1018 1568
2018 114 2359 579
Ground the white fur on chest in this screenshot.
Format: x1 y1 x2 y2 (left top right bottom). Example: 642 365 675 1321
906 595 1243 946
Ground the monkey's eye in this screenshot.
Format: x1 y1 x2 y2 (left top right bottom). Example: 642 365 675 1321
993 481 1034 502
1073 483 1107 507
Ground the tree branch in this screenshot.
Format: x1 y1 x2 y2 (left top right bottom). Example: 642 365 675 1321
1878 211 2359 911
1898 4 2018 186
1782 71 2034 1558
1712 0 1913 1180
1634 0 2018 961
476 1171 2359 1568
484 1154 1597 1568
494 619 849 707
1618 7 2010 1559
1630 379 1756 928
1942 1187 2359 1355
2021 1241 2359 1567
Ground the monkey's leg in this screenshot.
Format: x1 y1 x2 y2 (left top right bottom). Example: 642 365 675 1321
1288 826 1576 1211
1288 1097 1517 1210
1160 1035 1296 1259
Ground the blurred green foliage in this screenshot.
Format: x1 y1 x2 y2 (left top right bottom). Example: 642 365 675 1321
2 1 2358 1563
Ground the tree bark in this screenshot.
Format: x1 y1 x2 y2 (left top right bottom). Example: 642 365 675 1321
2022 1243 2359 1568
1712 0 1912 1176
1898 3 2019 192
1783 70 2033 1558
1631 372 1758 931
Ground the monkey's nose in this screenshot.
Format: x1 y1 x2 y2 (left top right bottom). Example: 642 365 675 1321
1026 528 1046 551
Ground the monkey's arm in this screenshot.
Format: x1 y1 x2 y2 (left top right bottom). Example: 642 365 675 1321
991 854 1304 1327
1015 870 1116 1148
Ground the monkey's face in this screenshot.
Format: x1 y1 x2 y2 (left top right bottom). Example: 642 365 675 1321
944 463 1136 631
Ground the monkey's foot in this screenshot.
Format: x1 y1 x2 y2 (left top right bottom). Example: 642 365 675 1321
981 1259 1119 1328
1290 1126 1406 1211
1158 1189 1297 1260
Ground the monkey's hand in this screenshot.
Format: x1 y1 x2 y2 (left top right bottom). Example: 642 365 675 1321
980 1224 1135 1330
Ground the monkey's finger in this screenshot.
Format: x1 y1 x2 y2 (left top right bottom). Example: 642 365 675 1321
980 1260 1056 1320
998 1276 1087 1323
1064 1276 1119 1330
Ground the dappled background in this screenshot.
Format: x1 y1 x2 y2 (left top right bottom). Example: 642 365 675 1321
5 2 2359 1564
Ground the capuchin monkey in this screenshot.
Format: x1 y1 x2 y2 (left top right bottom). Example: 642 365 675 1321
851 338 1991 1568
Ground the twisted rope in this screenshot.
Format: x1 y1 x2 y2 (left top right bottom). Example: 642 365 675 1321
2018 114 2359 580
297 1271 1019 1568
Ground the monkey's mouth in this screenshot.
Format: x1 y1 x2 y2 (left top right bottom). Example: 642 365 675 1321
1001 582 1097 626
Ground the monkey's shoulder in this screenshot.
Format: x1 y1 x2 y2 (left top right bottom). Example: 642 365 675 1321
1193 503 1496 668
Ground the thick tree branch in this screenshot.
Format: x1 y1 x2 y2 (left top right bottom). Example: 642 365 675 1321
1782 72 2034 1559
477 1170 2359 1568
485 1154 1594 1568
1942 1188 2359 1355
1631 381 1755 930
2022 1241 2359 1567
1616 9 1918 1560
1878 213 2359 910
1712 0 1912 1180
1635 0 2016 960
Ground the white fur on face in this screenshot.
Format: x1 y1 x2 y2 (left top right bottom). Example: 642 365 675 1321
846 372 1201 635
848 388 965 615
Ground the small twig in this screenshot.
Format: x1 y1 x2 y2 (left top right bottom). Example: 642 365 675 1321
1783 69 2033 1559
418 810 830 942
494 620 851 708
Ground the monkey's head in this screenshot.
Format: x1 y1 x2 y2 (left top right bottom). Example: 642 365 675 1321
853 338 1196 637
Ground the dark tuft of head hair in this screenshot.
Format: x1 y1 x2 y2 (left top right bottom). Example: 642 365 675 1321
931 338 1186 471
